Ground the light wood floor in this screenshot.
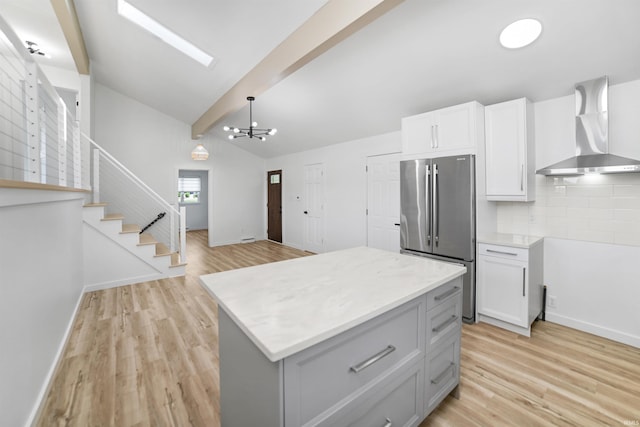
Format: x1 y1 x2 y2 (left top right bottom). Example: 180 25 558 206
36 230 640 426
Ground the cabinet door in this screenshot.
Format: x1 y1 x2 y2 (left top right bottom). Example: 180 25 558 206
485 99 525 197
402 112 437 155
433 102 476 152
477 255 528 327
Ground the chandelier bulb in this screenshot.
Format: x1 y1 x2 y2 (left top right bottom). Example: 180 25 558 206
223 125 230 131
233 128 239 133
228 134 234 140
252 121 258 127
269 128 277 135
259 136 266 141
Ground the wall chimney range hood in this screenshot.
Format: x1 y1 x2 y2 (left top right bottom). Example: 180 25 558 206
537 76 640 175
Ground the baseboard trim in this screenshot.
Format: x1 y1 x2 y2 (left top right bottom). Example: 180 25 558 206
546 312 640 348
84 273 167 292
25 286 86 427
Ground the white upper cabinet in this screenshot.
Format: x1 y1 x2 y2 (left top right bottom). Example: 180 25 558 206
402 101 483 157
484 98 535 201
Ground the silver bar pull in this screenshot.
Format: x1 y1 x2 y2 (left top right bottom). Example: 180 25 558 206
430 126 434 148
431 362 454 385
434 124 439 148
432 315 458 333
520 164 524 191
433 163 439 246
434 286 459 301
383 418 393 427
350 345 396 373
426 164 431 246
486 249 518 256
522 267 526 297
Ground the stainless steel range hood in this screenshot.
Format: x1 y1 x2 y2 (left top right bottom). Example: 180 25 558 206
537 76 640 175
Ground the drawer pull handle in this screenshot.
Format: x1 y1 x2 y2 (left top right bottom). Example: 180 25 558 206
434 286 459 301
486 249 518 256
432 315 458 333
350 345 396 373
383 418 393 427
431 362 455 385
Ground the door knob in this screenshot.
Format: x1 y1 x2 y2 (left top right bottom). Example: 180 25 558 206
303 211 308 214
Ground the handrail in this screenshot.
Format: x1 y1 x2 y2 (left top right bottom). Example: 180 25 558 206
140 212 166 234
85 135 180 216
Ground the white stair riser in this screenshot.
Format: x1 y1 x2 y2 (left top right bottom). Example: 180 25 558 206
82 206 106 222
118 232 140 247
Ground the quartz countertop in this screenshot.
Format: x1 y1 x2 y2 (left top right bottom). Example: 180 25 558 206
199 246 466 362
478 232 544 249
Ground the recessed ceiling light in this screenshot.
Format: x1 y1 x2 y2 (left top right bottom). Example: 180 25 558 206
117 0 214 67
499 18 542 49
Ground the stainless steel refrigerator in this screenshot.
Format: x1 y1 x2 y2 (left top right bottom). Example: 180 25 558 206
400 155 476 323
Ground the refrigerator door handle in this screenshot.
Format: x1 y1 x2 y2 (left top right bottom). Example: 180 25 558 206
426 164 431 246
433 163 439 246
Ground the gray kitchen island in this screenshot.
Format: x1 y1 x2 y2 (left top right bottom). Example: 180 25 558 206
200 246 466 427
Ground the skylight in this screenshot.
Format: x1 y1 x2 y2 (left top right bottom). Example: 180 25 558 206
499 18 542 49
117 0 214 67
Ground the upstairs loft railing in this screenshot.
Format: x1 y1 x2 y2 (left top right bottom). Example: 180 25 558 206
0 13 186 263
0 15 87 190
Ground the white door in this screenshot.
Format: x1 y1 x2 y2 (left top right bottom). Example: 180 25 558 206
367 154 401 252
304 163 324 253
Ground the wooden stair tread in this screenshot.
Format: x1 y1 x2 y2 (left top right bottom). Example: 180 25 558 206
121 224 140 234
138 234 157 245
102 213 124 221
83 202 107 207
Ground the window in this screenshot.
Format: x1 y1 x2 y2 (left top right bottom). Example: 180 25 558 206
270 173 280 184
178 177 201 204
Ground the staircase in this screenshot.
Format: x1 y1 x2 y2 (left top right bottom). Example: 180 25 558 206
82 202 186 290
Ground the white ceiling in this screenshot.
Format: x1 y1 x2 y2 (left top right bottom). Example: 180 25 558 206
2 0 640 158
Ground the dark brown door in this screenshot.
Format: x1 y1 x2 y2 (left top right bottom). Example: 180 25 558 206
267 170 282 243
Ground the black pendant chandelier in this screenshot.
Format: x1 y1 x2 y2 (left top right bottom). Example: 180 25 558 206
223 96 277 141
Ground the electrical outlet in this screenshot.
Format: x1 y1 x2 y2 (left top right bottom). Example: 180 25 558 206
548 295 557 309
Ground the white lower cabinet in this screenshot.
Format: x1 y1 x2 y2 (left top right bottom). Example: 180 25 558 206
477 241 543 336
217 278 463 427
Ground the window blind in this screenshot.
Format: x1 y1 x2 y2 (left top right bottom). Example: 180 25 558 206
178 177 201 192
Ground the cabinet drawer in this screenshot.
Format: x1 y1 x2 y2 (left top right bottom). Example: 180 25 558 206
426 279 462 311
284 297 425 426
425 331 460 415
426 290 461 348
479 243 528 261
329 360 424 427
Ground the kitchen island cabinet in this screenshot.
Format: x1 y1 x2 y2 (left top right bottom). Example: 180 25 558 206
200 247 466 427
477 233 543 336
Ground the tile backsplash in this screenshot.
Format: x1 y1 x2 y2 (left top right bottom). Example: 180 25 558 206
496 174 640 246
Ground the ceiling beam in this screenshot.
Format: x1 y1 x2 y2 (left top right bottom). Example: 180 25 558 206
191 0 404 139
50 0 90 75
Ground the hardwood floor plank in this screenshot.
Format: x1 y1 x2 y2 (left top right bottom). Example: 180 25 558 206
35 230 640 426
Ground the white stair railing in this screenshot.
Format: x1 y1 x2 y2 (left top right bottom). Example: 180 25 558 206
0 14 87 189
86 134 186 263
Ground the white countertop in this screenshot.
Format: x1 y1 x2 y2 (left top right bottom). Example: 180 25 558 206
199 246 466 362
478 232 544 249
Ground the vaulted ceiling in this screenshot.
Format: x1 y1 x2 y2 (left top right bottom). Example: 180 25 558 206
2 0 640 158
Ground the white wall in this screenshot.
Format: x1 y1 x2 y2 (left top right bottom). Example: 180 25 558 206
266 131 401 252
495 78 640 346
0 189 85 426
93 84 265 246
545 238 640 347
